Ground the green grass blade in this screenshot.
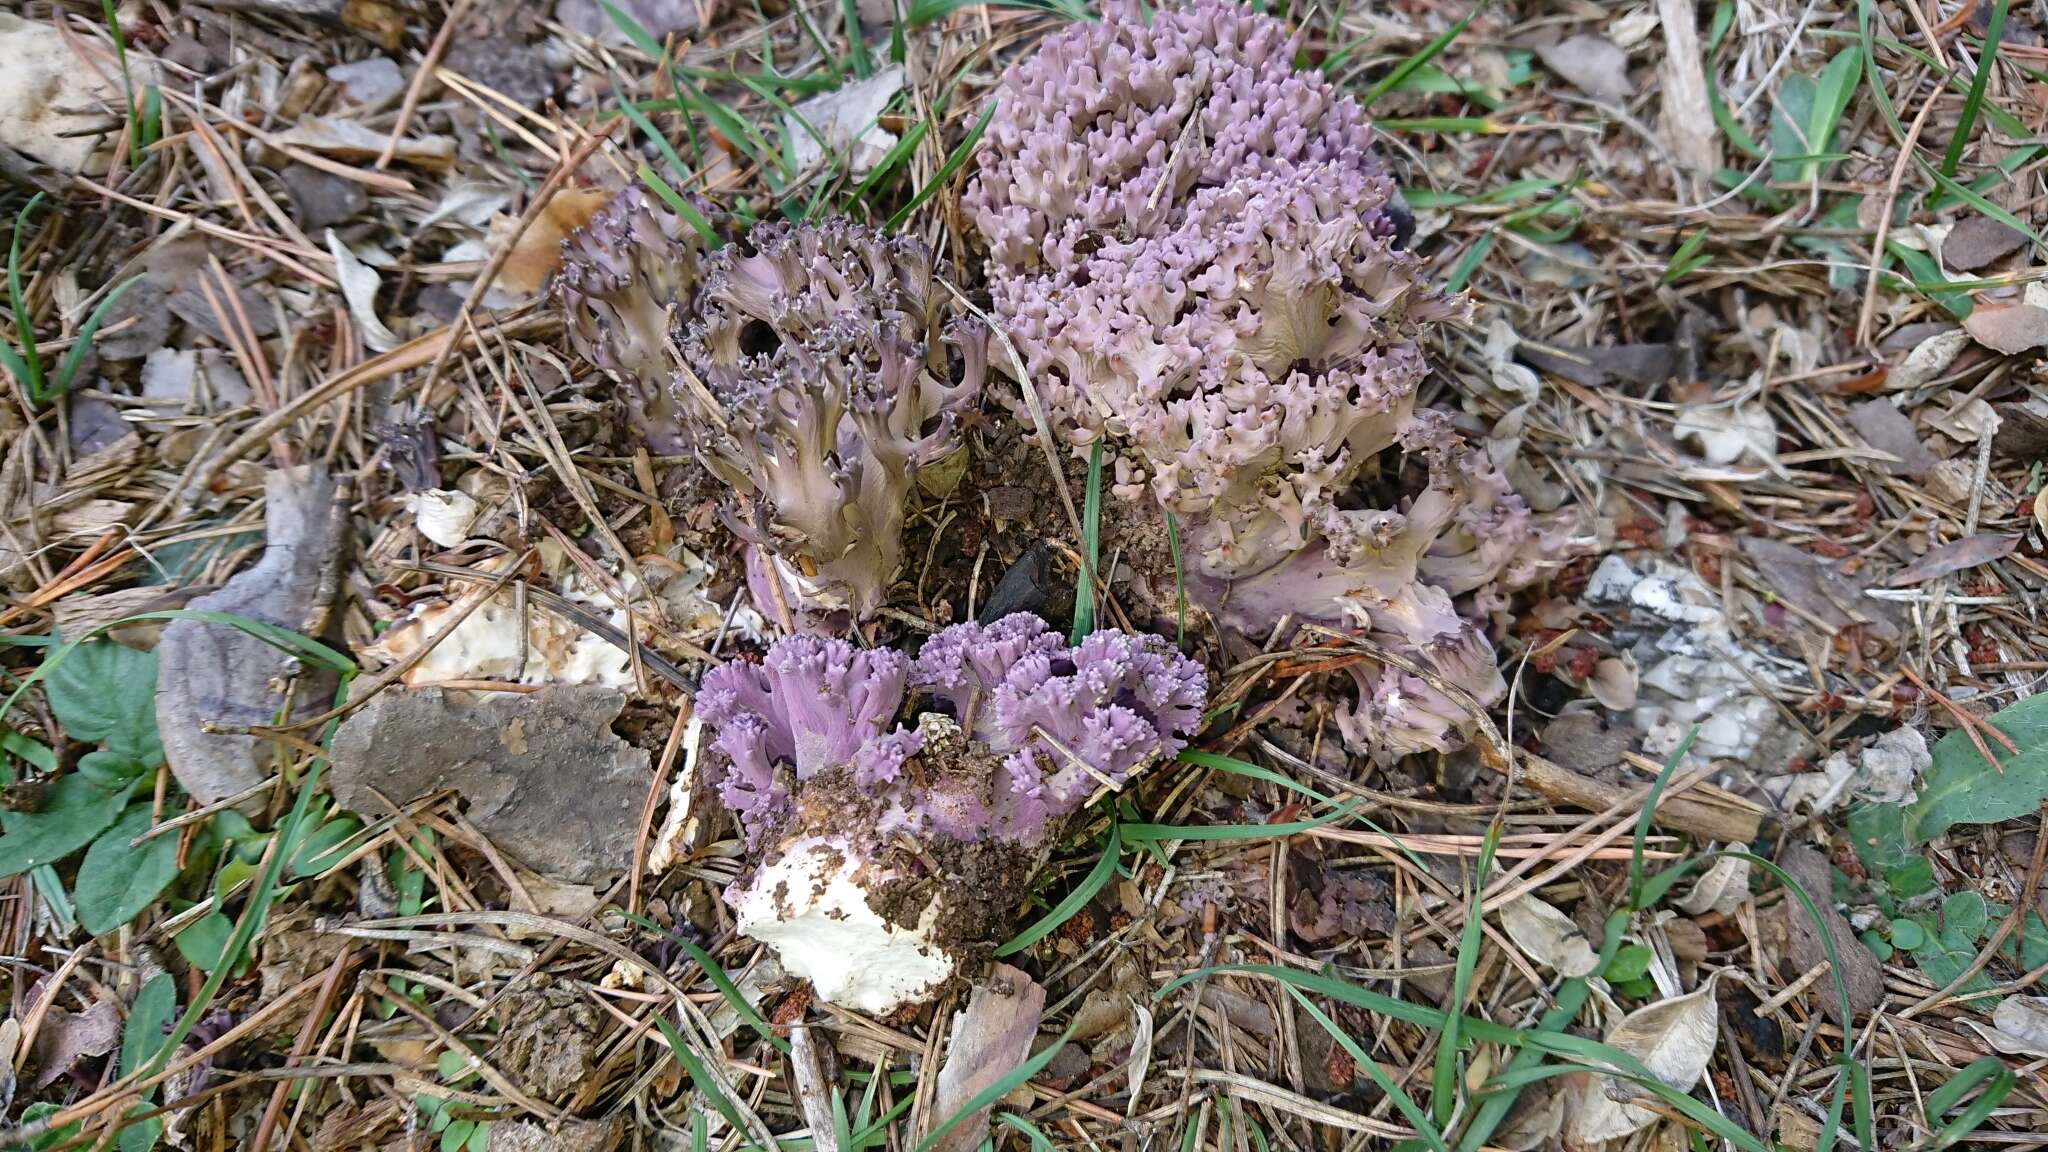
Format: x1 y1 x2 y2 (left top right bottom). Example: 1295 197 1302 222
146 681 346 1082
1806 47 1861 184
113 609 356 673
995 1113 1058 1152
1361 1 1489 108
50 277 142 401
1433 825 1498 1127
614 76 692 179
635 167 722 247
1120 800 1361 843
0 341 34 395
1629 726 1697 909
1178 750 1336 805
9 194 47 403
1707 0 1734 50
841 0 872 78
1858 0 1902 143
652 1014 752 1137
1662 229 1712 284
850 119 930 208
1069 441 1103 643
1166 963 1781 1152
997 822 1119 956
1923 1058 2014 1150
1916 158 2048 259
598 0 667 59
912 1021 1075 1152
1164 507 1186 648
884 100 995 232
1443 230 1495 293
1706 75 1763 159
1940 0 2010 177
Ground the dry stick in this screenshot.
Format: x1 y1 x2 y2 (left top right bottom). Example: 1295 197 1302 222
1515 748 1764 844
1857 90 1939 348
247 944 355 1152
1899 663 2016 773
0 969 340 1147
407 125 616 409
69 176 336 288
629 701 693 914
377 0 478 170
185 308 557 505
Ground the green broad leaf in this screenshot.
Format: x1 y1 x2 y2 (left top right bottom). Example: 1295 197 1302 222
437 1049 473 1082
1912 925 1999 1007
1889 855 1938 901
1603 944 1654 983
1860 931 1894 963
121 973 176 1075
1806 48 1861 175
116 1109 161 1152
76 805 182 935
44 639 162 765
442 1120 474 1152
17 1102 82 1151
468 1123 490 1152
289 813 363 878
1768 73 1817 185
76 750 149 788
1888 918 1926 951
0 774 138 877
1848 802 1914 872
114 971 175 1151
173 911 235 974
1942 891 1989 942
1908 693 2048 844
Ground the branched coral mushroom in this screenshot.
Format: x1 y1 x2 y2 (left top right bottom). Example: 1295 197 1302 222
555 186 710 453
965 0 1556 757
698 615 1205 1011
557 203 982 628
676 219 985 627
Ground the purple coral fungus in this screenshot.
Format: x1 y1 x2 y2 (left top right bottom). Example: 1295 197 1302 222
966 0 1558 758
700 616 1207 1011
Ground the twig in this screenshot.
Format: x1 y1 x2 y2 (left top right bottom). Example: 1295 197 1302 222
378 0 478 170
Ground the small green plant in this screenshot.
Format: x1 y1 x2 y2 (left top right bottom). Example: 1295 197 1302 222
1 195 143 409
1847 798 2048 1005
416 1048 492 1152
99 0 162 165
1663 229 1713 284
1769 48 1860 187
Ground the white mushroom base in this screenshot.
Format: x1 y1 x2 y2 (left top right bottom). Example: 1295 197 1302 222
729 834 954 1014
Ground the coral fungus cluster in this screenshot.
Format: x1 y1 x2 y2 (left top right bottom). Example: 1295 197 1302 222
559 208 982 627
966 0 1554 757
557 0 1554 1010
699 615 1204 1010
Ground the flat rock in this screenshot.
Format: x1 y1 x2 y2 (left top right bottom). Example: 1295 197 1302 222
328 685 650 882
156 466 344 808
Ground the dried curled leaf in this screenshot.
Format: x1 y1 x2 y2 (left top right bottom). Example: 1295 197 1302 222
1498 893 1599 977
1567 978 1720 1145
1675 855 1750 916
